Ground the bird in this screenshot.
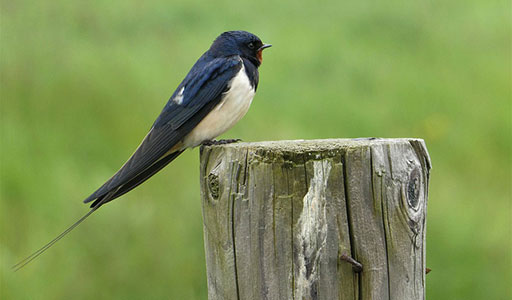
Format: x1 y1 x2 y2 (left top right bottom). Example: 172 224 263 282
13 30 271 271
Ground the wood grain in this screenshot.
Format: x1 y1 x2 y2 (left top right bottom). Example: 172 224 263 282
200 138 431 300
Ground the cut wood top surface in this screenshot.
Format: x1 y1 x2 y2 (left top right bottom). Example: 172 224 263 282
201 138 431 168
201 138 426 150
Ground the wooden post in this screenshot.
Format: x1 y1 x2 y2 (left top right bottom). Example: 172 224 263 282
199 138 431 300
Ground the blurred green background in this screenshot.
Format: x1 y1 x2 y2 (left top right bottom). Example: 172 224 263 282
1 0 510 299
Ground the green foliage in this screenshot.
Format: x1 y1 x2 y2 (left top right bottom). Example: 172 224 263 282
1 0 510 299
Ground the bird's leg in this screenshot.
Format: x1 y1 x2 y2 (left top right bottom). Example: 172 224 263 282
340 253 363 273
202 139 242 146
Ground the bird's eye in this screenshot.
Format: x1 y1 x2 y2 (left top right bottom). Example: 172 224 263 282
248 42 255 49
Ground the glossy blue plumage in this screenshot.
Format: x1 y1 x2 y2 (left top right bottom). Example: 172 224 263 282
84 31 268 207
13 30 271 271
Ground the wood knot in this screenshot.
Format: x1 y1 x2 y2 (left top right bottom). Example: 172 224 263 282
207 173 220 200
407 167 421 209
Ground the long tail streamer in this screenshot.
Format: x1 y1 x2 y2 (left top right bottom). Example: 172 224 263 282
12 206 99 271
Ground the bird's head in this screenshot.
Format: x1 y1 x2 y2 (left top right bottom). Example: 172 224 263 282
209 31 272 67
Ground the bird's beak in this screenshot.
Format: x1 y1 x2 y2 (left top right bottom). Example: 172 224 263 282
257 44 272 63
258 44 272 51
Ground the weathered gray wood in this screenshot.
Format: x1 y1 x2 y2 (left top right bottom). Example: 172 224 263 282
200 138 431 300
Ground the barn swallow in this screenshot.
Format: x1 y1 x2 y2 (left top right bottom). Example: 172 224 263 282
14 31 271 270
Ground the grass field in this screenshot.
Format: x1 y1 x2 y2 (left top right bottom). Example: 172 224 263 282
1 0 510 299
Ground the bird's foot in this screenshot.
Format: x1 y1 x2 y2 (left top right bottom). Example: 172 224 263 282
202 139 242 146
340 253 363 273
353 137 378 141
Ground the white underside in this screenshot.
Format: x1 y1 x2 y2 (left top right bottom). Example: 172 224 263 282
182 64 255 148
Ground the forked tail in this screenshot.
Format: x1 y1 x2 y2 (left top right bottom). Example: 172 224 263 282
13 150 185 271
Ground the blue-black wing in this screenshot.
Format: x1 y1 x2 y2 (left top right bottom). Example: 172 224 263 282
12 55 245 271
84 55 243 207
